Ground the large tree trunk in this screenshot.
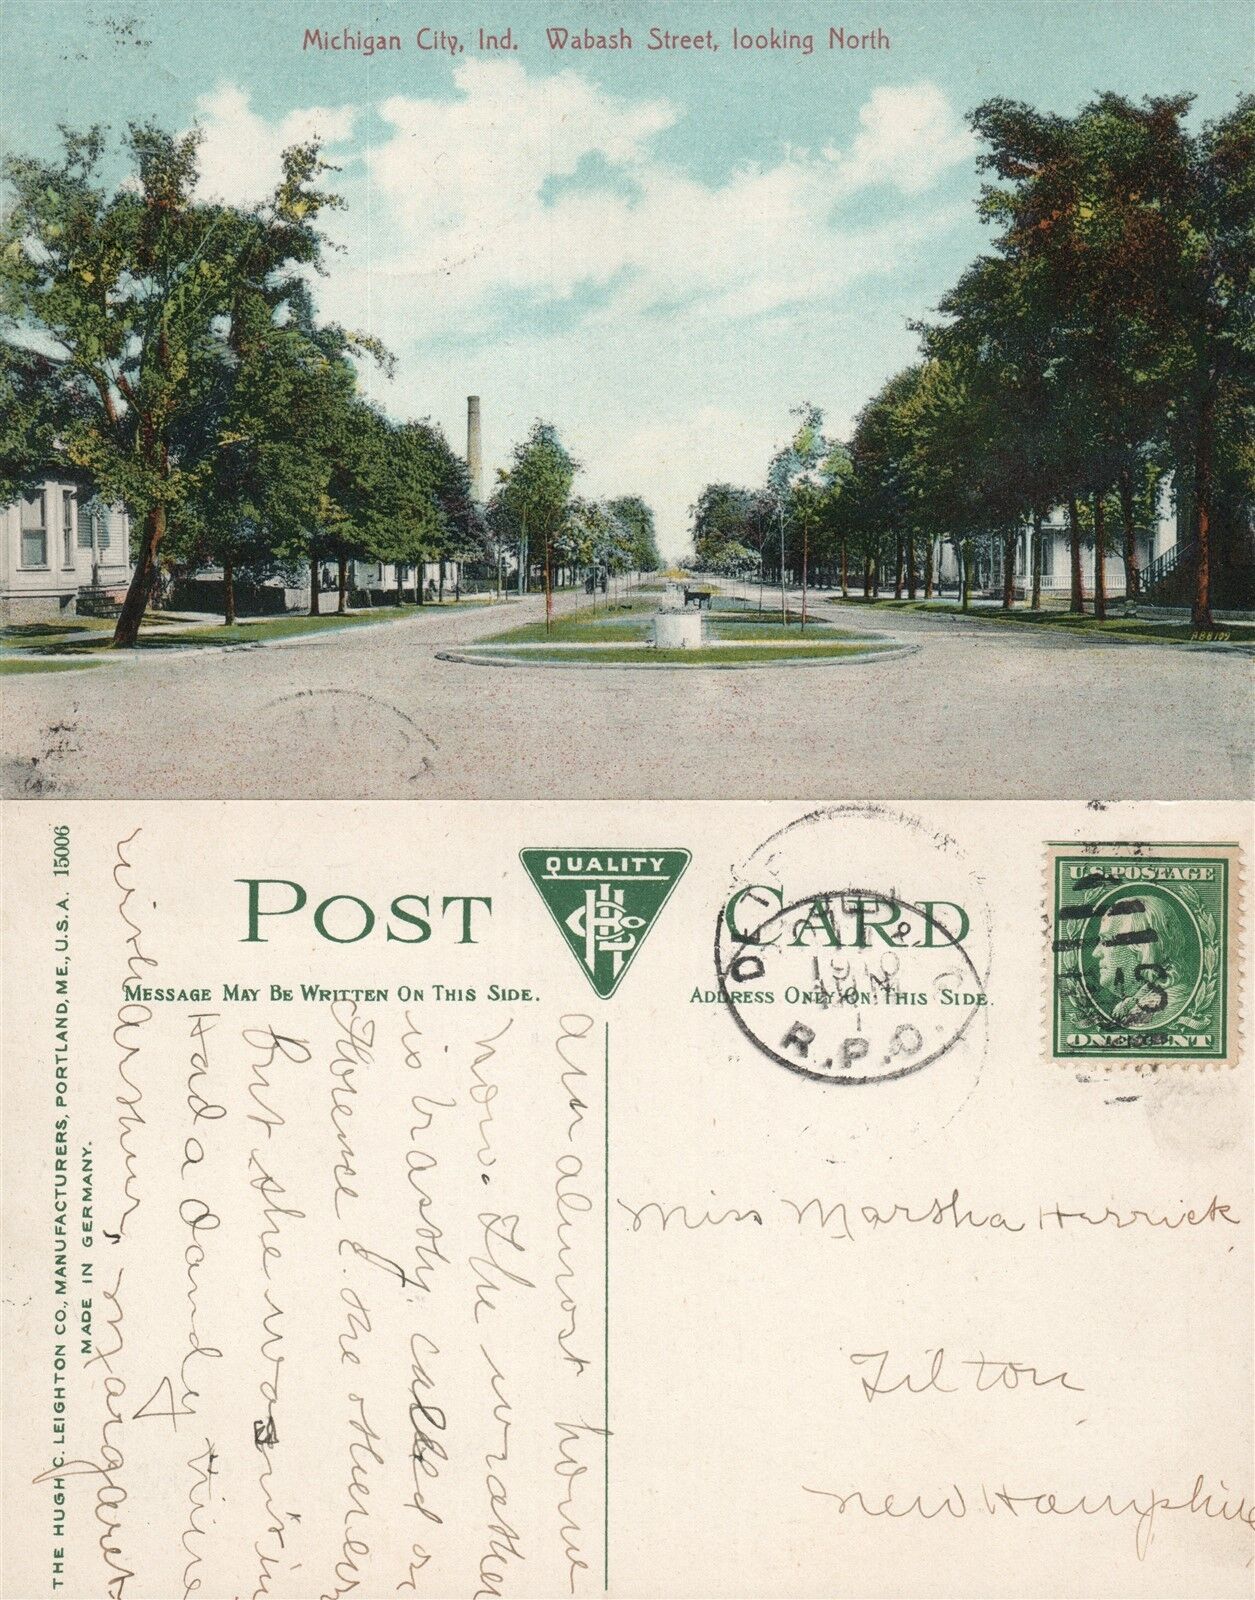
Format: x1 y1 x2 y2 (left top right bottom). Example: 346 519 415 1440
1002 529 1016 609
839 535 848 598
223 555 236 625
1192 392 1214 630
893 534 904 599
1092 491 1107 621
309 555 320 616
906 532 917 601
396 564 405 606
871 556 881 599
863 555 873 599
1068 496 1085 614
1119 468 1140 604
923 537 934 600
112 504 165 647
438 560 445 603
960 538 973 613
1030 509 1043 611
544 536 554 633
337 554 348 615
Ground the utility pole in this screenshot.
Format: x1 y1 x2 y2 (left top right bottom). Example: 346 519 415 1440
779 501 787 625
801 513 809 633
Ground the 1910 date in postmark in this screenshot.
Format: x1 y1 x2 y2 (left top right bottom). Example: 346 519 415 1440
1049 842 1242 1067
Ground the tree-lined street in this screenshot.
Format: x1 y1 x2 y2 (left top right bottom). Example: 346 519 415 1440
3 585 1249 799
1 128 662 636
691 92 1254 625
2 88 1250 806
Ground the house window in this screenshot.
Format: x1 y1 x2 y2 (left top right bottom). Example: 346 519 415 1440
62 490 75 567
78 501 112 552
20 493 48 568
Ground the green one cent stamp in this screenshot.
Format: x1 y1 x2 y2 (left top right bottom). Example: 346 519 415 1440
1048 843 1242 1065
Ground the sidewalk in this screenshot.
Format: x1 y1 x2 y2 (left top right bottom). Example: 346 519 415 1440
0 585 593 672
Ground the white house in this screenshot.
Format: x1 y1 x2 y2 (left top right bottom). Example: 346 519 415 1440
936 477 1181 599
342 558 463 602
1 479 132 623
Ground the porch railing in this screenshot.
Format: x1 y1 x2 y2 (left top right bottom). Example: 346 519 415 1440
1141 538 1197 598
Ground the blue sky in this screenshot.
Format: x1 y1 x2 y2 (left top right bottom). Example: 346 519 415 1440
3 0 1251 553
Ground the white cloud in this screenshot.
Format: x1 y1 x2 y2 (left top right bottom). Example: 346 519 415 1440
329 64 975 333
186 68 977 551
191 83 358 205
833 83 978 196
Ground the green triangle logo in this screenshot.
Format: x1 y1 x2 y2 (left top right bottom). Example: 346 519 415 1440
520 848 691 999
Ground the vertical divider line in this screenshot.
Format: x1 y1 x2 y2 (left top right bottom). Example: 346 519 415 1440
603 1017 610 1594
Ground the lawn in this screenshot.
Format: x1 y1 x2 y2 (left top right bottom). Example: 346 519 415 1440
141 613 396 648
0 656 104 675
828 595 1254 645
483 599 658 644
469 597 891 665
482 599 857 647
1 603 494 657
3 617 125 651
707 617 858 641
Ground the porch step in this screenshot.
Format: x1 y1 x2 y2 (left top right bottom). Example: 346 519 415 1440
76 586 124 618
1141 539 1197 604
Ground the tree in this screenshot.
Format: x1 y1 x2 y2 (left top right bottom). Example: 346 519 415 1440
191 289 387 621
919 252 1073 610
765 402 844 626
893 356 1027 611
368 421 449 603
692 484 754 559
607 494 661 575
419 421 486 600
0 124 342 644
968 91 1255 627
560 496 627 605
491 422 577 631
0 344 74 505
697 539 759 580
845 374 924 604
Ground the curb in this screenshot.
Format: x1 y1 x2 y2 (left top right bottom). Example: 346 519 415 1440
433 640 920 671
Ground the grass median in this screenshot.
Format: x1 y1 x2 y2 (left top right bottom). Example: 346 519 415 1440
457 641 894 667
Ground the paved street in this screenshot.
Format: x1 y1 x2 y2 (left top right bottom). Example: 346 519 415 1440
3 590 1251 800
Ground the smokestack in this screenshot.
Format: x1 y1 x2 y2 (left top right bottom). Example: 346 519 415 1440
466 395 483 504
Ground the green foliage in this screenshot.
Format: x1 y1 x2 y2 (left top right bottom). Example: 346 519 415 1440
691 483 757 571
965 91 1255 619
687 90 1252 619
607 495 662 571
0 121 349 637
494 421 576 541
